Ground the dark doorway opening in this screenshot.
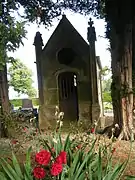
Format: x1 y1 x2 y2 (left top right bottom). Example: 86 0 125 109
58 72 79 121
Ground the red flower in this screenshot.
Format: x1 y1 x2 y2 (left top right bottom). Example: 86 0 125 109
112 147 116 154
56 151 67 164
35 150 51 165
91 128 95 133
33 167 46 179
51 147 55 152
11 140 18 144
7 157 12 162
50 163 63 176
77 144 82 149
23 127 27 132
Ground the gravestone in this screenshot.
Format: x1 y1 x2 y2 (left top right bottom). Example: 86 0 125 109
22 99 33 111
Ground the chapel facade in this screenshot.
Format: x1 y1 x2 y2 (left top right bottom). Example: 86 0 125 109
34 15 103 129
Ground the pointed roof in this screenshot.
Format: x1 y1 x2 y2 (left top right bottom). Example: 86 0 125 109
42 15 89 53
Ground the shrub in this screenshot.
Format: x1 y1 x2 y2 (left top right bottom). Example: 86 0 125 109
31 98 39 106
10 99 22 107
10 98 39 107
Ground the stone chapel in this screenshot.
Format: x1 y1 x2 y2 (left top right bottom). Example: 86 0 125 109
33 15 103 129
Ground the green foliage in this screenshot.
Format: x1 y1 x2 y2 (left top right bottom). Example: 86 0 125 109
9 99 22 107
13 0 101 26
0 0 105 28
0 131 130 180
60 0 105 18
0 0 64 68
10 98 39 107
1 0 63 28
101 66 111 78
0 0 131 65
0 0 26 68
0 0 104 69
8 59 37 97
31 98 39 106
101 66 112 103
102 78 112 92
18 0 62 27
103 92 112 103
0 147 33 180
0 111 132 178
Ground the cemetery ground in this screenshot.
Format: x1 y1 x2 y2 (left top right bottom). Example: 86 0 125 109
1 116 135 179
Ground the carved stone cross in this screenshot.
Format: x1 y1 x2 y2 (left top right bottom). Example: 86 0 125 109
88 18 94 27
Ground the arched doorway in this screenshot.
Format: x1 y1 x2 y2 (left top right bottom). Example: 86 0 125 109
58 72 79 121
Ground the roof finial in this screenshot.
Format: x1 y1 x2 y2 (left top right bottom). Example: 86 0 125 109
87 17 96 42
62 13 66 18
33 31 44 46
88 18 94 27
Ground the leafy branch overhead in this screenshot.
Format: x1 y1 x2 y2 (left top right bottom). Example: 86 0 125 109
0 0 121 68
8 59 37 98
0 0 26 68
17 0 105 24
0 0 132 59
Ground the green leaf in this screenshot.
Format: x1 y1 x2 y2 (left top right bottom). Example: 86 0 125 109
105 162 126 180
24 147 33 180
25 147 32 167
24 173 33 180
68 151 80 177
75 151 93 180
88 165 93 180
125 175 135 180
0 158 21 180
12 152 23 179
98 147 102 180
64 133 71 152
0 172 8 180
77 171 86 180
58 133 63 153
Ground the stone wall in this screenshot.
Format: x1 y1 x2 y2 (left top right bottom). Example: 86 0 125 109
38 104 56 130
92 103 100 121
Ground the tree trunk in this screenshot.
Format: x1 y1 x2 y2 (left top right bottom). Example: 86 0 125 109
119 28 133 140
105 23 133 140
101 0 133 140
133 17 135 117
0 64 10 137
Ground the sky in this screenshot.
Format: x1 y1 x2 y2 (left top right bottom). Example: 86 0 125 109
8 10 111 99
